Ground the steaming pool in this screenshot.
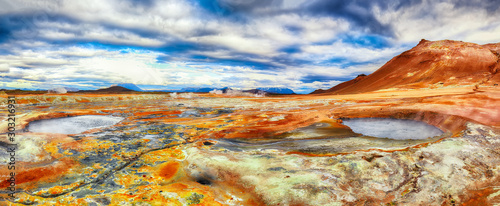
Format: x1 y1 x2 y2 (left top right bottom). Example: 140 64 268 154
215 118 446 154
341 118 444 140
28 115 124 134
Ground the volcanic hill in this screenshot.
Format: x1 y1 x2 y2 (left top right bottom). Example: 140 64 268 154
78 86 135 93
313 39 500 95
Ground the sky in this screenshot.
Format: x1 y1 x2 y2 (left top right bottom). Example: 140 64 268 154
0 0 500 94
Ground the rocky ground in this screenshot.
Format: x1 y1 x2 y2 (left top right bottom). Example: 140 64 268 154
0 86 499 205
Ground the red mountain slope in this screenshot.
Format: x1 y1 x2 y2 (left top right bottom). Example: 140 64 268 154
311 74 367 94
316 39 500 95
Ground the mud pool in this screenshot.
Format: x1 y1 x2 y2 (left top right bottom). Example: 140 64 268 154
28 115 124 134
215 119 446 154
341 118 444 139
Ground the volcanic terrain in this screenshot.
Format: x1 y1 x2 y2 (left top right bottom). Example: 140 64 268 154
0 39 499 205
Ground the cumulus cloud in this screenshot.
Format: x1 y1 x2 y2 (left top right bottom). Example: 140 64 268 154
372 0 500 43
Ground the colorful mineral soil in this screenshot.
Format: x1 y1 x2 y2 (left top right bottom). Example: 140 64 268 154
1 78 500 205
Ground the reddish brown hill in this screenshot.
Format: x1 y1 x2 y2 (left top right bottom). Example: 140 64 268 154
315 39 500 95
77 86 135 93
312 74 367 94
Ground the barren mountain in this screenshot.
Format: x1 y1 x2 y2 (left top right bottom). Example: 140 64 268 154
315 39 500 95
312 74 367 94
77 86 135 93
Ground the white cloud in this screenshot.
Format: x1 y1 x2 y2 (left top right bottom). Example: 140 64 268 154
298 41 407 63
0 40 398 93
0 64 10 72
373 0 500 44
193 34 277 56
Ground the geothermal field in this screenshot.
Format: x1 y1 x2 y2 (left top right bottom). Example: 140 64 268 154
3 0 500 205
0 87 499 205
1 40 500 206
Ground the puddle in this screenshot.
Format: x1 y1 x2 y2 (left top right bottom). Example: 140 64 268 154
341 118 443 140
28 115 124 134
214 119 446 155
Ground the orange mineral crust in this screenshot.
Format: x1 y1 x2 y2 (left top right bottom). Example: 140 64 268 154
157 161 181 180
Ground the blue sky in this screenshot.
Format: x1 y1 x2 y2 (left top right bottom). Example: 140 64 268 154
0 0 500 93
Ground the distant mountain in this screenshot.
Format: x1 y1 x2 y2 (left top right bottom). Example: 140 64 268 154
243 89 266 94
79 86 135 93
64 87 80 92
146 89 179 92
139 86 295 94
144 87 217 93
257 87 295 94
117 83 143 91
48 87 67 94
179 87 217 93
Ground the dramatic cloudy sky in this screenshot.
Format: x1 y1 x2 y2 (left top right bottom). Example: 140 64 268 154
1 0 500 93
